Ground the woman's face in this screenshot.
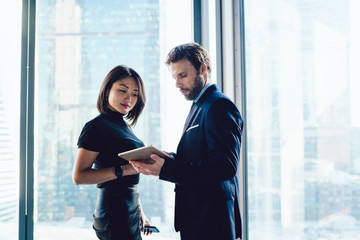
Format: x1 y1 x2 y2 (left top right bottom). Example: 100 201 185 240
107 77 139 114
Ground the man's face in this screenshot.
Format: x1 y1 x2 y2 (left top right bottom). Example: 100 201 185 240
170 59 205 100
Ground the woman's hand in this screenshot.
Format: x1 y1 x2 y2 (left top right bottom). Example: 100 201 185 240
139 205 152 236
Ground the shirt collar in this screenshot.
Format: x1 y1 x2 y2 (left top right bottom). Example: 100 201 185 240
194 83 214 103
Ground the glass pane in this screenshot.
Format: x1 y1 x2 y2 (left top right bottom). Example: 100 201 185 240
34 0 191 239
245 0 360 239
0 1 22 239
201 0 218 84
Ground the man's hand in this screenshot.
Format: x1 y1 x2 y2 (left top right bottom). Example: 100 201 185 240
129 154 165 176
140 210 151 236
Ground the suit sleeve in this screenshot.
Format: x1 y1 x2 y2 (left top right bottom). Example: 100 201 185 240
159 98 243 185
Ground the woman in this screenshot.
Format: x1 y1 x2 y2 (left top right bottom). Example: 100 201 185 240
72 65 150 240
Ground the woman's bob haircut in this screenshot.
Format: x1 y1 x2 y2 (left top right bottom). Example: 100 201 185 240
97 65 146 126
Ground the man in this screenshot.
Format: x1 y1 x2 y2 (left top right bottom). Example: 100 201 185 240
130 42 243 240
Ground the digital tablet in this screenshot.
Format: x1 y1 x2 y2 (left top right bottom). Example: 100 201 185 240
118 145 173 163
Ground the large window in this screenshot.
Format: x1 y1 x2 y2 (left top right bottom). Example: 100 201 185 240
0 1 22 239
244 0 360 239
34 0 191 239
9 0 360 239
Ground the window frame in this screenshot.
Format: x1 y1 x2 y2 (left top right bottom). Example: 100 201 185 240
19 0 36 239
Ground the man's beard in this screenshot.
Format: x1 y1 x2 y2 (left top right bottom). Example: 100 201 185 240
185 74 204 100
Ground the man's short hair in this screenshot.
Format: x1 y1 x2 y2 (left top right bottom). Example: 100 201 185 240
165 42 212 78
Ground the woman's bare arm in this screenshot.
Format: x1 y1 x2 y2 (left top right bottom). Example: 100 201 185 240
72 148 137 185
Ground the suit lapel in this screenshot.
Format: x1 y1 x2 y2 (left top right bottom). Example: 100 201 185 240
183 102 200 134
182 85 218 134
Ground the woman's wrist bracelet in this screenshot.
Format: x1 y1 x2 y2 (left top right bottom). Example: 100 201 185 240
113 165 123 178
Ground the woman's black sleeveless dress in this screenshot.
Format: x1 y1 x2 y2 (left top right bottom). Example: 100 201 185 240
78 111 144 240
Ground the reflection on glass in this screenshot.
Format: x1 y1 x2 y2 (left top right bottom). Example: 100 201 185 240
245 0 360 239
0 1 21 240
34 0 191 239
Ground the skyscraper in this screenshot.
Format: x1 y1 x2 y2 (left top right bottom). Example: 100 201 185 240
246 0 360 238
35 0 166 225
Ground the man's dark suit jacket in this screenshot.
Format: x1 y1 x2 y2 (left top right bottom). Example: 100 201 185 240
160 84 243 240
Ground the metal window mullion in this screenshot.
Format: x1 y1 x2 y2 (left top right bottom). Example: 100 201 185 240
234 0 248 239
19 0 36 239
215 0 223 91
194 0 202 44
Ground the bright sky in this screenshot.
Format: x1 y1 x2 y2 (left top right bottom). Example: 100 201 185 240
0 0 22 137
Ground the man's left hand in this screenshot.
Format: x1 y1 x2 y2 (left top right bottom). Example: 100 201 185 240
130 154 165 176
